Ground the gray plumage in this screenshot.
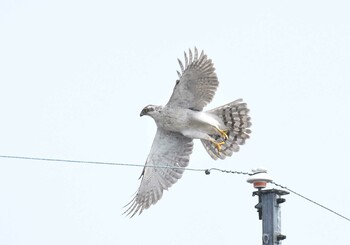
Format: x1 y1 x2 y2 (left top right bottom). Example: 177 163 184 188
201 99 251 160
168 48 218 111
124 48 251 217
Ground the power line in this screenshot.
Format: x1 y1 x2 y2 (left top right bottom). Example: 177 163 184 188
272 181 350 222
0 154 349 222
0 155 252 174
204 168 252 176
0 154 206 172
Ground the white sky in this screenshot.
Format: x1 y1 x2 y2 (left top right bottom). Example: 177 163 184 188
1 1 350 244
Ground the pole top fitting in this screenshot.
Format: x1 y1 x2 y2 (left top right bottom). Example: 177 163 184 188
247 168 273 189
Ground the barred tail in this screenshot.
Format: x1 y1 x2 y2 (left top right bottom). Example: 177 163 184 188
201 99 252 160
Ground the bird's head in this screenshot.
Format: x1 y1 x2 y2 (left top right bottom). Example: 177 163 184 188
140 105 162 118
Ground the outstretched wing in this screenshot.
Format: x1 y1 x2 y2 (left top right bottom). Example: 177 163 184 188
166 48 219 111
124 128 193 217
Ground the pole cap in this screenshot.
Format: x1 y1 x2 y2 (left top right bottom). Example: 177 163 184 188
247 168 273 189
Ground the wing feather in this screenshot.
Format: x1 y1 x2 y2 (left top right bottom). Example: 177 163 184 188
194 47 198 61
124 128 193 217
177 59 184 73
188 48 193 63
167 48 219 111
176 70 181 78
184 51 188 68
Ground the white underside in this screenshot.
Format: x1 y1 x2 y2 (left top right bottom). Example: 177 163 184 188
180 111 224 141
152 107 225 142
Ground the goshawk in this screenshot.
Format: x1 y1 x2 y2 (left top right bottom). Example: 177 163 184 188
124 48 251 217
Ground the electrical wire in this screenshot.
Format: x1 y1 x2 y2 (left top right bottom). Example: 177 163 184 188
272 181 350 222
0 154 349 222
0 155 206 172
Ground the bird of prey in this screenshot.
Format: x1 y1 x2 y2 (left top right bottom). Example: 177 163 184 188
124 48 251 217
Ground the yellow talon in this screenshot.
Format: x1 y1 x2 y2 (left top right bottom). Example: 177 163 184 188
212 141 225 152
216 128 229 140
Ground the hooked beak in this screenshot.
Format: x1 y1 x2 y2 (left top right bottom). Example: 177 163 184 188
140 109 146 117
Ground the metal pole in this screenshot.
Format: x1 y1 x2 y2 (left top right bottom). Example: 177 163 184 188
253 189 289 245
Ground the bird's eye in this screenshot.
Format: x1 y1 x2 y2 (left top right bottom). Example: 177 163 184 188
175 80 180 85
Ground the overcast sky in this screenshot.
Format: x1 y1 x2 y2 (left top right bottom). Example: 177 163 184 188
1 1 350 244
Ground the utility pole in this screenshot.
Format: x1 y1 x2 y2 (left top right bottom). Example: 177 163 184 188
247 169 289 245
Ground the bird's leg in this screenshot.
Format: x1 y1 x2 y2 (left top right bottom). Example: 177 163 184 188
211 140 225 153
215 127 229 140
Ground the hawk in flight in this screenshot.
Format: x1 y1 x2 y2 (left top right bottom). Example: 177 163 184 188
125 48 251 217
